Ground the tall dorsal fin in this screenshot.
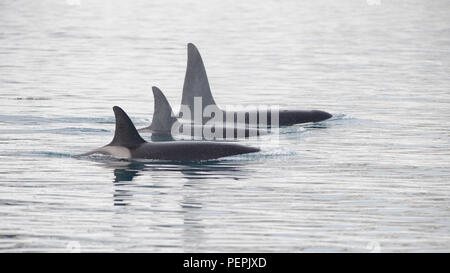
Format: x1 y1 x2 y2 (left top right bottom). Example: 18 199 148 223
109 106 146 148
181 43 217 114
149 86 178 134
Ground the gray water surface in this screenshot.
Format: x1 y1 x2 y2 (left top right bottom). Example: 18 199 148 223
0 0 449 252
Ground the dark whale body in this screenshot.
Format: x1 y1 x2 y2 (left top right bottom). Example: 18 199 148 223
181 43 332 127
139 87 267 139
80 106 260 161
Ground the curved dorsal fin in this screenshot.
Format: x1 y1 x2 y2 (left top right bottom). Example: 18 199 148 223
181 43 217 114
109 106 146 148
149 86 178 134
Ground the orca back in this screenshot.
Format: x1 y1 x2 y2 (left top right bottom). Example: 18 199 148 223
110 106 146 148
148 87 178 135
181 43 217 114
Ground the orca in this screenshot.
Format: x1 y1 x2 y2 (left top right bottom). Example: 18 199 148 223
79 106 260 161
180 43 332 127
139 86 267 139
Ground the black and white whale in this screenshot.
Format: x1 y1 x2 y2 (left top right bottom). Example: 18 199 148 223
139 86 267 139
79 106 260 161
180 43 332 127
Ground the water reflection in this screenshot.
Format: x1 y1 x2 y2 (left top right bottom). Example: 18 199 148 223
102 159 248 249
108 160 249 182
113 162 145 183
178 162 246 180
101 159 250 206
110 161 146 206
180 184 205 251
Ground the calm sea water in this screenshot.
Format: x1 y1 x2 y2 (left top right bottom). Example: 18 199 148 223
0 0 449 252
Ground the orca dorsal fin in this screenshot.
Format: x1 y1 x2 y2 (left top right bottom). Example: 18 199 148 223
149 86 178 134
181 43 217 114
109 106 146 148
